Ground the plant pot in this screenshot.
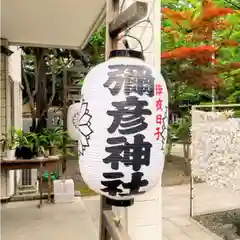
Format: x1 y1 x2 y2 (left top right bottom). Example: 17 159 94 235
36 153 44 160
49 146 58 159
49 146 56 156
44 149 49 157
3 149 16 161
15 147 22 159
21 147 33 159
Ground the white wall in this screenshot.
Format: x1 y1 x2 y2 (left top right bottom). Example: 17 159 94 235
10 46 22 196
2 46 22 198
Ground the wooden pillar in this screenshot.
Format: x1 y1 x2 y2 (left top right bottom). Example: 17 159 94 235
100 0 161 239
110 0 163 239
99 1 120 239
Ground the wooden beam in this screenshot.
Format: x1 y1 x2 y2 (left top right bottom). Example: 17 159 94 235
0 46 13 56
109 1 148 38
103 210 132 240
62 67 68 173
105 0 120 57
100 0 120 239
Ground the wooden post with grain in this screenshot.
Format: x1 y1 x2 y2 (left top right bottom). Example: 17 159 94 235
99 1 148 239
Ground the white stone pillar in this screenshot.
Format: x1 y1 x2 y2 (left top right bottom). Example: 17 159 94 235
9 46 23 130
113 0 162 239
0 38 8 137
8 46 23 192
0 38 14 199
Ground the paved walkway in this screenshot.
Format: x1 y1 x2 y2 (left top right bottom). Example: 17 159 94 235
83 183 240 240
2 183 240 240
1 199 98 240
162 183 240 240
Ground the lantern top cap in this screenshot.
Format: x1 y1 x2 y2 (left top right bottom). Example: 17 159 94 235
109 49 145 61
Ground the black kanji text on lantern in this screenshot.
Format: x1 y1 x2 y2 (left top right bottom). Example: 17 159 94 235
101 171 148 197
103 64 155 97
120 172 148 196
103 134 152 171
107 96 152 135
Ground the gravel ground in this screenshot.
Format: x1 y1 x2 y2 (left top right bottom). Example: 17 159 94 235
194 209 240 239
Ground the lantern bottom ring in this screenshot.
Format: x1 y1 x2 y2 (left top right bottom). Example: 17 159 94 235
106 197 134 207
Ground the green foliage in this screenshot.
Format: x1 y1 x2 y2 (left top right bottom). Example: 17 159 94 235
169 115 191 143
0 127 17 151
42 126 64 147
35 133 48 154
21 48 72 106
0 127 38 152
233 110 240 117
161 0 240 109
39 126 74 156
175 116 191 143
13 129 37 150
85 25 105 64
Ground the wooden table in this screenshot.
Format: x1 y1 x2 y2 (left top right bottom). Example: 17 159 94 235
0 158 60 208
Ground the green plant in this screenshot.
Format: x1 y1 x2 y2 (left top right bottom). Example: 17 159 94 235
56 132 76 157
15 129 27 147
166 123 179 157
176 115 192 175
175 115 191 144
25 132 37 151
42 127 63 147
35 133 48 155
0 127 17 151
15 129 36 150
0 134 6 153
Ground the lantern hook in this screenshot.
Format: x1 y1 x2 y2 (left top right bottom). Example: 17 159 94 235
118 34 144 53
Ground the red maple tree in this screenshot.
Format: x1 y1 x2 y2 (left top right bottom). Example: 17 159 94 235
161 0 239 89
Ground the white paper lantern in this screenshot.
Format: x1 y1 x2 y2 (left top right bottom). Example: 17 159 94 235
67 101 93 155
68 50 168 206
67 102 81 140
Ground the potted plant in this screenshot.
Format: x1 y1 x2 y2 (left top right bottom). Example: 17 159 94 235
36 145 45 159
43 127 63 159
0 128 17 160
35 133 48 160
56 132 76 158
15 129 36 159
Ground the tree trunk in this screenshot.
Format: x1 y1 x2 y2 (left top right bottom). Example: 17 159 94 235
35 48 47 132
166 136 173 162
30 111 37 132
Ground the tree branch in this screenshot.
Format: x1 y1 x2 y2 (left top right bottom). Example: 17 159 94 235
215 26 234 53
47 54 56 109
21 57 35 115
32 49 44 97
223 0 240 10
40 51 57 117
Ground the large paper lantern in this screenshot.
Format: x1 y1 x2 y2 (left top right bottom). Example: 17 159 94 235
68 50 168 206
